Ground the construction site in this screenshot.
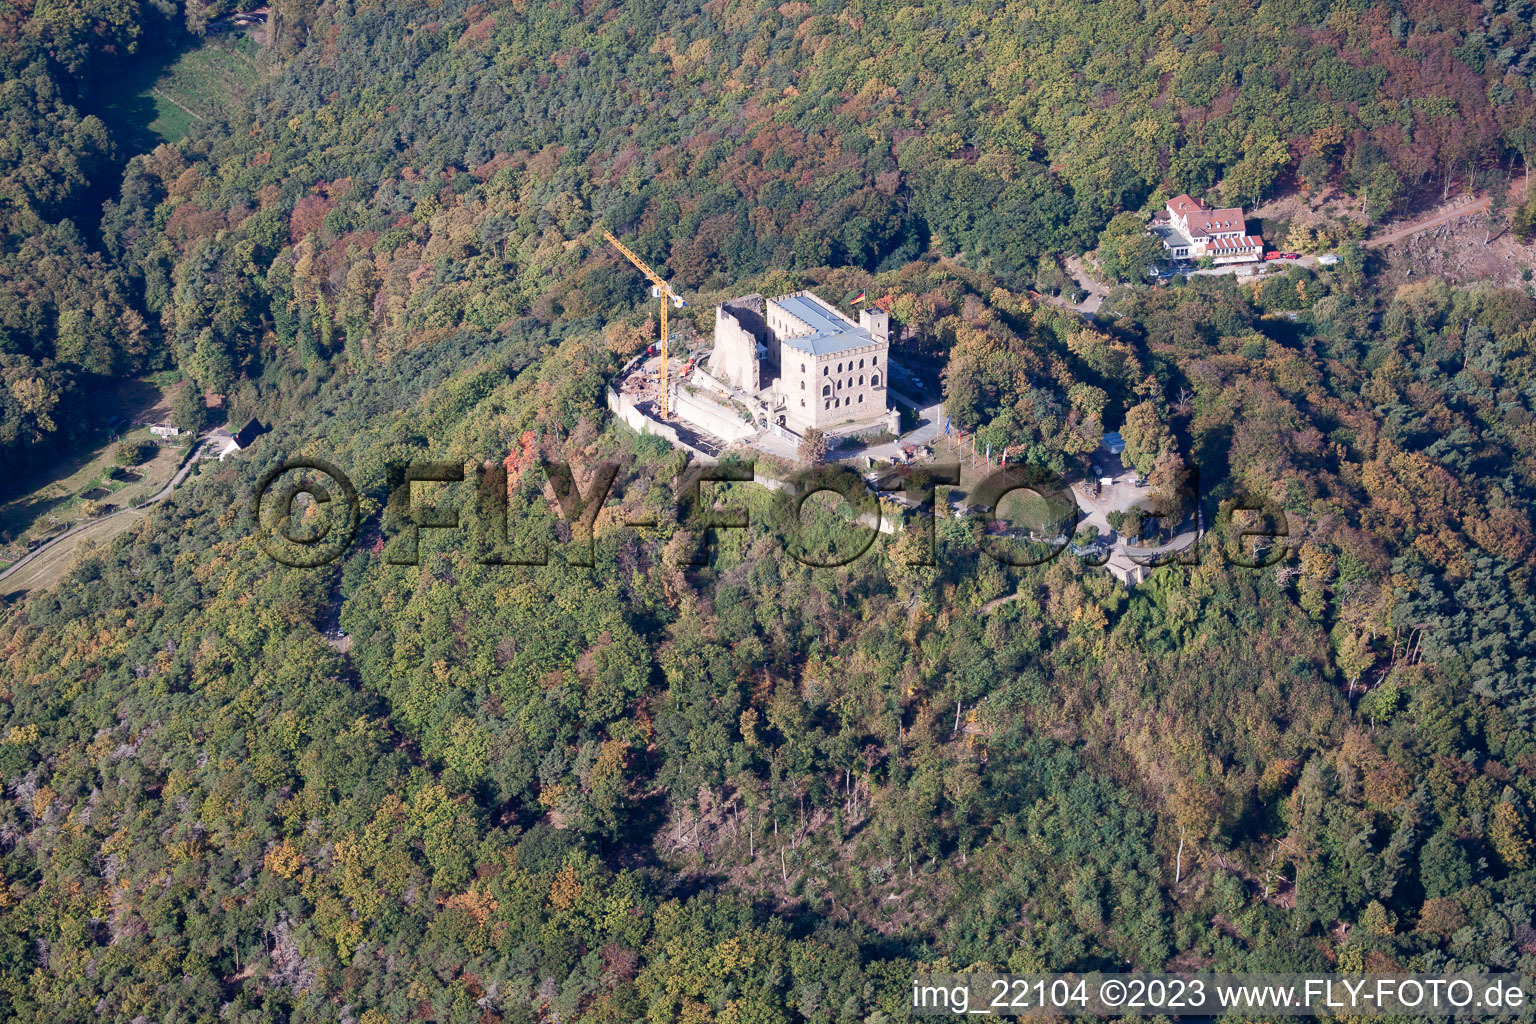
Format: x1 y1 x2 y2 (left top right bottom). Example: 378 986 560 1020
603 233 915 463
608 341 735 459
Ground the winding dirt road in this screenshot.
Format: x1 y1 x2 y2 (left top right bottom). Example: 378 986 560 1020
1366 194 1490 249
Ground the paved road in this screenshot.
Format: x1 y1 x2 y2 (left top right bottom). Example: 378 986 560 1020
1064 256 1109 313
1034 258 1109 317
745 430 799 462
847 384 944 463
740 382 944 466
1069 459 1198 554
0 438 211 597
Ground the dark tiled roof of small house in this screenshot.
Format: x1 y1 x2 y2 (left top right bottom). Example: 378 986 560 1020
232 418 269 449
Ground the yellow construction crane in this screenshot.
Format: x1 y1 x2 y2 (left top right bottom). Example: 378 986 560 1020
604 231 686 420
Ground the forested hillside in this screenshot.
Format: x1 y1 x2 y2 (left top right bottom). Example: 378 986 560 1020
95 0 1536 403
1 0 1535 1021
10 0 1536 458
3 258 1535 1021
0 0 256 470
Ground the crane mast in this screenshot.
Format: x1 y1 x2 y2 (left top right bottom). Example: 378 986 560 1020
604 231 685 421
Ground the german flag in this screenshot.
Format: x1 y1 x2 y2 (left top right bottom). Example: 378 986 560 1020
851 291 866 305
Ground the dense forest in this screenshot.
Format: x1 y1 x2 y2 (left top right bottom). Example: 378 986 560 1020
1 0 1535 1020
10 0 1536 464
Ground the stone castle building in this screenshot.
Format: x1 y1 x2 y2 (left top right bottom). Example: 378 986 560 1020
710 291 898 437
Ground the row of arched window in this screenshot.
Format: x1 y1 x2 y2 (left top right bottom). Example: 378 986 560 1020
813 355 878 376
803 372 879 393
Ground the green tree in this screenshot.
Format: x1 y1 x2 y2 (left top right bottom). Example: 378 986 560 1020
1097 212 1164 282
115 440 152 466
191 328 237 394
1118 401 1173 477
1419 829 1472 899
1512 196 1536 244
172 384 208 435
1361 165 1404 223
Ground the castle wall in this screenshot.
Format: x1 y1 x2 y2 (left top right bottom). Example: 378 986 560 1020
671 388 757 443
712 304 760 391
606 388 715 462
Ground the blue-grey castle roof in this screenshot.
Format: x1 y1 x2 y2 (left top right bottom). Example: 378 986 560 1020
772 293 876 356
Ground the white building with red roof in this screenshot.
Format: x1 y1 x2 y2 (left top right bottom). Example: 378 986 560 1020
1149 194 1264 264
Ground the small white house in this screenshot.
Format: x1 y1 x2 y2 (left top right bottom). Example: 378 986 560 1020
212 418 268 461
149 424 181 438
1106 550 1151 587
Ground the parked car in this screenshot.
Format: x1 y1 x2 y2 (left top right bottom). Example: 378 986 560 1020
1281 252 1302 259
1264 252 1286 261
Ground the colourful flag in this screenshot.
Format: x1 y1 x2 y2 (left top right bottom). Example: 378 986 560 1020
851 291 866 305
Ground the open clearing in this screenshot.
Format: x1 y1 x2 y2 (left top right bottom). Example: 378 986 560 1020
93 33 261 149
0 511 150 600
0 435 211 600
0 379 187 563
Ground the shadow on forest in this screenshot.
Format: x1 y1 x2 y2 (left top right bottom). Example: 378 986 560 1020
0 378 164 513
0 492 70 543
78 26 207 223
95 87 169 160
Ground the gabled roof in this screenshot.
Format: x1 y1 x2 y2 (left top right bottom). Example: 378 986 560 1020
1166 195 1250 237
1189 207 1248 235
1166 194 1206 217
232 418 269 449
